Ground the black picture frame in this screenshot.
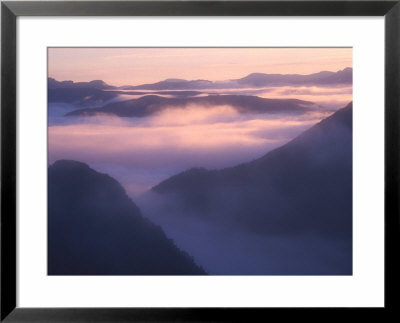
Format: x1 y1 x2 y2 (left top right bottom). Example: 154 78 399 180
1 1 399 321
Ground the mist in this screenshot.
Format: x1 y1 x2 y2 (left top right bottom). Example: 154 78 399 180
136 190 351 275
131 105 353 275
48 103 332 197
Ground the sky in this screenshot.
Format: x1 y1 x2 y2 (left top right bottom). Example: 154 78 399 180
48 47 352 86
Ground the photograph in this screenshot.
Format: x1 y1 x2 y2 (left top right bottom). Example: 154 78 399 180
47 47 353 276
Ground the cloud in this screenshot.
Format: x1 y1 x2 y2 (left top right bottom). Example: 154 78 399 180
148 104 241 126
48 104 336 197
250 86 352 109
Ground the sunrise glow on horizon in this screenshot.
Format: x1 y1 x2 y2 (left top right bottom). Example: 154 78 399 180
48 47 352 86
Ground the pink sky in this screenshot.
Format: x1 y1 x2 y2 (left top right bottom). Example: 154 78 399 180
48 48 352 86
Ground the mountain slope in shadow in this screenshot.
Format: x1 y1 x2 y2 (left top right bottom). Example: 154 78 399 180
152 103 353 240
65 94 315 117
48 160 206 275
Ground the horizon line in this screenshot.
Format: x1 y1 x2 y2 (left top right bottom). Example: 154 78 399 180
48 66 353 88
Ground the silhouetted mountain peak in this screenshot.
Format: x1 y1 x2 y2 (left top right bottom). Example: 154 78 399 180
164 78 186 82
48 77 115 90
52 159 91 171
287 101 352 145
49 160 131 207
87 80 109 87
320 101 352 127
151 102 352 243
48 160 206 275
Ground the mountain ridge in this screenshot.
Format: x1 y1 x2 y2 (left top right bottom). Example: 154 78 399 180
65 94 316 118
48 159 206 275
151 102 353 239
49 67 352 92
48 78 116 90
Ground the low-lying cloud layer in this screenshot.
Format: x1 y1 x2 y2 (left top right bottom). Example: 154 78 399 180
223 85 352 109
137 197 352 275
49 103 333 196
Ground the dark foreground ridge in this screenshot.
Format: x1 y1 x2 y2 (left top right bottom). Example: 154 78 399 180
149 103 352 274
48 160 206 275
153 102 353 239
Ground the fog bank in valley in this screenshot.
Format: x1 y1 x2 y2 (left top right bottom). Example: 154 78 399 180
49 103 332 196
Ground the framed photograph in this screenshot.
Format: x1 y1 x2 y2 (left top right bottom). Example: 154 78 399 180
1 0 399 321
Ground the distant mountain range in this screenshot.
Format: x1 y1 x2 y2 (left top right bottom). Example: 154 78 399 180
236 68 352 88
48 160 206 275
48 68 351 112
49 67 352 92
123 68 352 90
152 102 353 241
48 78 116 90
65 94 316 118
